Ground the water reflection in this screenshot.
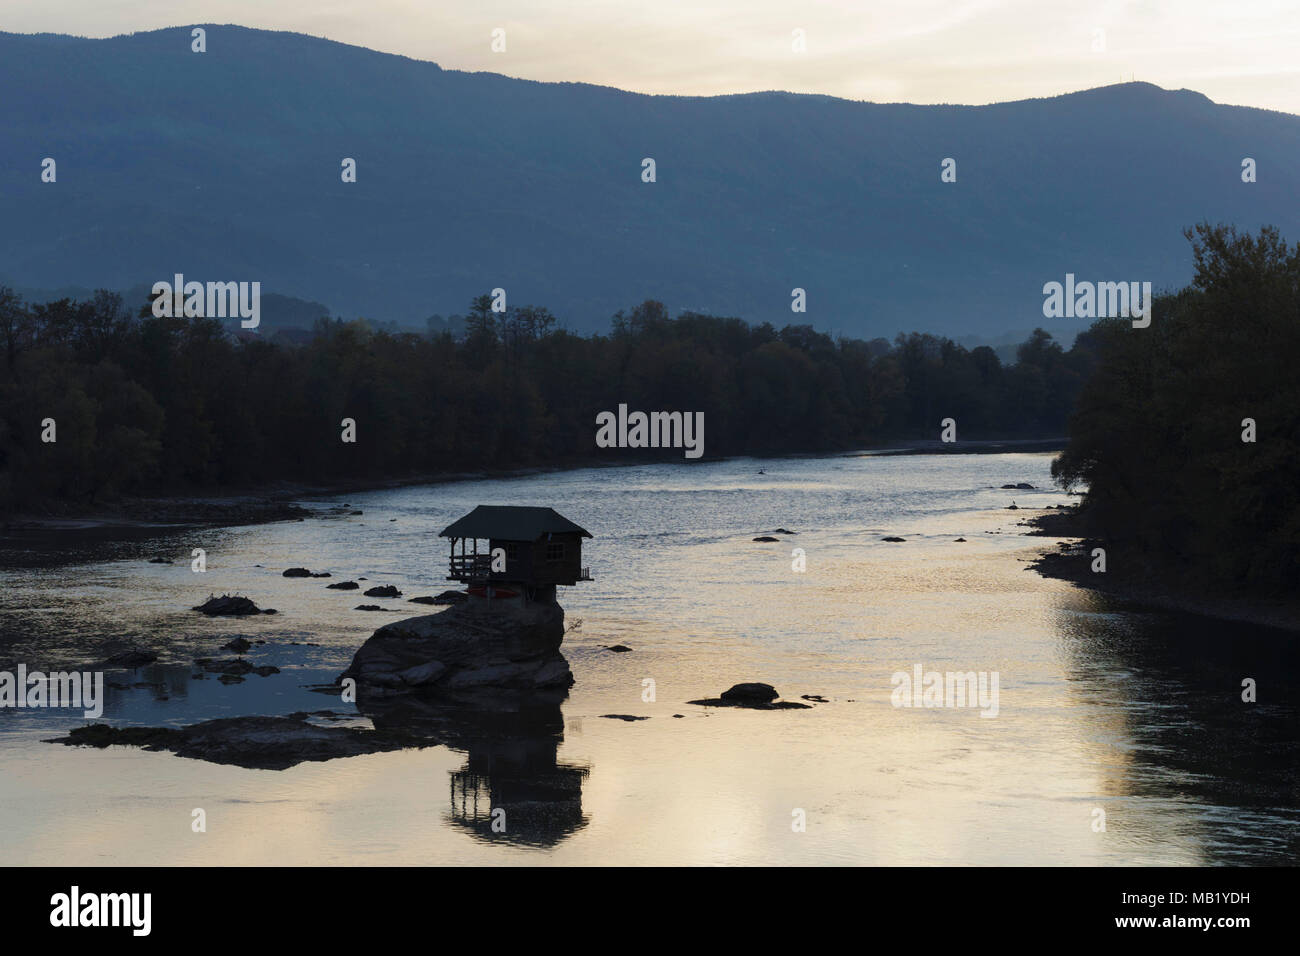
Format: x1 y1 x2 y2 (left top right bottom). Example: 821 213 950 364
359 688 590 848
1055 595 1300 864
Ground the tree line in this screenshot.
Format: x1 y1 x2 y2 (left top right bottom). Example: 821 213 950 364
1 289 1097 511
1053 223 1299 593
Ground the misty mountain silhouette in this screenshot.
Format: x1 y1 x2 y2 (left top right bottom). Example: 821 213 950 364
2 25 1298 337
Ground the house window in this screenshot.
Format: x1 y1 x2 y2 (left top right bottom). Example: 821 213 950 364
546 542 565 562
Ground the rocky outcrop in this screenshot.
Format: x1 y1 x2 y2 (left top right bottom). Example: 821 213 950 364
339 598 573 700
193 594 276 616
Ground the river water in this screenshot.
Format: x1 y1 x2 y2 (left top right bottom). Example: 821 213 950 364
1 451 1296 865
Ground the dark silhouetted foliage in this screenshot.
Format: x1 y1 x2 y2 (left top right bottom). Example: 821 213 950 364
1053 224 1300 592
0 289 1087 512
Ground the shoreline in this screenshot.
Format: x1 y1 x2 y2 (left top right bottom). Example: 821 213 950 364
1 438 1067 548
1023 509 1300 633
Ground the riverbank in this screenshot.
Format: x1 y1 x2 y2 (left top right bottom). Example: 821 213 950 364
1025 508 1300 633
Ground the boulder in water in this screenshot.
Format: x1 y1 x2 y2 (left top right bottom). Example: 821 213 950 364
193 595 272 616
722 682 779 703
687 682 811 710
339 598 572 700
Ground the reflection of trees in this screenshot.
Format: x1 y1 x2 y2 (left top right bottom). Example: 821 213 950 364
1053 593 1300 864
359 685 589 848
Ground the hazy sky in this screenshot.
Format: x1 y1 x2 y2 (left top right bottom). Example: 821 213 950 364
5 0 1298 112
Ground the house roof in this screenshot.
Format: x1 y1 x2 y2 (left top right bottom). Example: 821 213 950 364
439 505 592 541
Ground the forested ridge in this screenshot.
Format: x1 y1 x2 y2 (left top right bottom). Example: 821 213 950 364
0 289 1091 511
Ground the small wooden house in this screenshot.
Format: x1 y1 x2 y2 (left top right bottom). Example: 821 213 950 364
440 505 592 602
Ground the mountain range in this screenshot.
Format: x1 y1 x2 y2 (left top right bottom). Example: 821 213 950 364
2 25 1298 339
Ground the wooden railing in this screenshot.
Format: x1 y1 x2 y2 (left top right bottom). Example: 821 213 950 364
448 555 594 582
448 554 493 578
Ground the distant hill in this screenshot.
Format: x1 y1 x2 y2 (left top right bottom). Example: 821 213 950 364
2 25 1298 337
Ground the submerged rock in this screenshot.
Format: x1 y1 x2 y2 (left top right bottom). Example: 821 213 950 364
47 716 423 770
753 536 780 542
101 650 158 669
600 714 649 721
196 658 255 676
195 657 278 678
882 536 906 542
285 567 332 578
363 585 402 598
340 598 572 699
222 637 252 653
606 644 633 653
327 581 360 590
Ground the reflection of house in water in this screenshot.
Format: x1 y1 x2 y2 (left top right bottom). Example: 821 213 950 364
448 726 590 847
359 691 590 848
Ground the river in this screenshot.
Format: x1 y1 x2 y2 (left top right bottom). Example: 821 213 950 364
0 450 1295 865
